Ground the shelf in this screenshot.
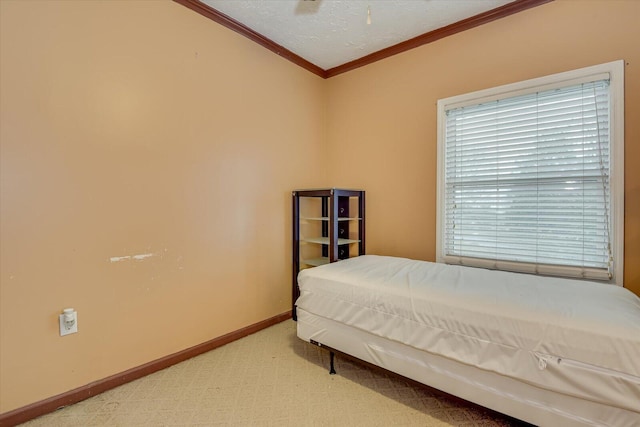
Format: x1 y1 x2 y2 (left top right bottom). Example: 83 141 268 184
301 216 362 221
302 257 330 267
302 237 361 245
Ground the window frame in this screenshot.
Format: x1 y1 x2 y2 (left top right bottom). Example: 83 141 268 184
436 60 625 285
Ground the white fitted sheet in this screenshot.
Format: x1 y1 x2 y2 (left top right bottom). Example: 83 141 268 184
296 255 640 416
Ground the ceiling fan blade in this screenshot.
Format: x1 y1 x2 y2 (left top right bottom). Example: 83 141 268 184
295 0 322 15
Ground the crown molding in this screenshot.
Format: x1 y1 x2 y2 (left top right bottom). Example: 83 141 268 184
326 0 554 78
175 0 553 79
173 0 327 78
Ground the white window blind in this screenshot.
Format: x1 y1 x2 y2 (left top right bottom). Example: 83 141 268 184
439 66 624 282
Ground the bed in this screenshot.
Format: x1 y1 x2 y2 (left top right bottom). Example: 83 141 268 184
295 255 640 426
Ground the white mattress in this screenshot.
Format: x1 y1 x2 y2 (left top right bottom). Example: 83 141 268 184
296 255 640 415
296 308 639 426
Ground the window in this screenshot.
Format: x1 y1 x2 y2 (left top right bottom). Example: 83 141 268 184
436 61 624 284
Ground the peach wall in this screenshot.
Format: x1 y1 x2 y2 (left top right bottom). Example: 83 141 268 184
0 0 325 412
326 0 640 296
3 0 640 417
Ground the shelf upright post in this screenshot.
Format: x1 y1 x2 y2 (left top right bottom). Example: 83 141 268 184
292 191 300 321
359 191 366 256
329 189 338 262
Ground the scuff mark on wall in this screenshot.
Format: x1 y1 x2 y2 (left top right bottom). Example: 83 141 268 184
109 253 155 263
132 253 154 261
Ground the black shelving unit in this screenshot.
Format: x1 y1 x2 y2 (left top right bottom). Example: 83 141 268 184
292 188 365 320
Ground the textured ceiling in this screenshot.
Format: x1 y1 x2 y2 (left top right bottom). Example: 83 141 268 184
200 0 514 70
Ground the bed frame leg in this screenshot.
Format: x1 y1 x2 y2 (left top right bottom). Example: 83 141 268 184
329 351 336 375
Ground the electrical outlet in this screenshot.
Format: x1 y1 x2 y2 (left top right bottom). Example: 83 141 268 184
59 309 78 336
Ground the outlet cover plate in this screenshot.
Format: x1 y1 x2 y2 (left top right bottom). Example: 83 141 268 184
59 313 78 336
